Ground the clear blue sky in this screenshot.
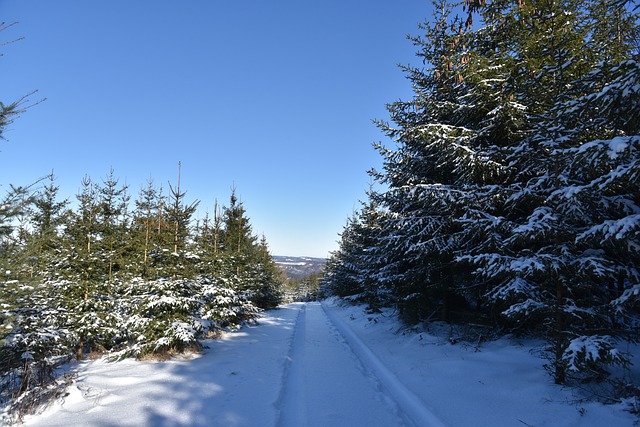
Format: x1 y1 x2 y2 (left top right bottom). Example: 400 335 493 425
1 0 430 258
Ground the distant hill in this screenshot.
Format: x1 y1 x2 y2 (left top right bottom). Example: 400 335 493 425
273 256 326 280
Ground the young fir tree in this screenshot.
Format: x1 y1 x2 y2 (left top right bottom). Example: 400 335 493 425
0 184 37 362
62 175 99 297
221 189 257 261
54 174 121 358
246 235 284 309
192 200 224 277
26 173 68 279
30 174 67 249
219 189 283 309
132 178 162 277
95 168 130 282
162 163 200 278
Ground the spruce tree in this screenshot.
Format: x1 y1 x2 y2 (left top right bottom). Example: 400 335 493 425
132 178 162 277
462 0 640 384
322 189 387 310
30 173 67 247
163 163 199 278
321 215 365 299
246 235 284 309
192 200 224 276
371 0 504 322
218 189 283 309
222 189 257 260
26 173 68 279
95 168 130 282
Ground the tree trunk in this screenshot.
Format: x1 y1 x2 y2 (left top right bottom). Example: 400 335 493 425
553 279 566 384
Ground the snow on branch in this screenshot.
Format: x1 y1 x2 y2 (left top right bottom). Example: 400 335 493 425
563 335 627 374
576 214 640 244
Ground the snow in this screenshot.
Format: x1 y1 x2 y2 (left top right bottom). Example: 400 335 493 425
17 301 638 427
576 135 638 160
577 214 640 242
564 335 620 373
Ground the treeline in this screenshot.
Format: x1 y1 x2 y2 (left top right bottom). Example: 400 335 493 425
0 167 284 418
322 0 640 395
285 272 323 302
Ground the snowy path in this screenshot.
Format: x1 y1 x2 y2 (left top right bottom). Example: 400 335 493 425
275 302 431 427
22 303 441 427
321 304 446 427
20 301 636 427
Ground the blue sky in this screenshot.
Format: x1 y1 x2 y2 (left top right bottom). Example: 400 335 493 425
1 0 430 258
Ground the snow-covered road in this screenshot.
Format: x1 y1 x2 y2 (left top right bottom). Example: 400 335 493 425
21 301 637 426
276 302 438 427
23 302 438 427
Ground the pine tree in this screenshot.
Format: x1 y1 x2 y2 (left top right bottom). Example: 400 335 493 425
462 0 640 384
322 188 387 310
370 0 503 322
56 174 120 358
245 235 284 309
219 189 283 308
192 199 224 276
133 178 162 277
222 188 257 260
95 168 130 282
0 184 34 283
68 175 97 268
30 173 67 246
531 3 640 382
163 162 200 278
25 173 68 280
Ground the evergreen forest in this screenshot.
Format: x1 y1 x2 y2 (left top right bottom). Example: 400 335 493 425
2 0 640 419
0 163 284 413
322 0 640 393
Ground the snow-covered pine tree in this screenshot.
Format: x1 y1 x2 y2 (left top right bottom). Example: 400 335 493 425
0 184 36 285
62 175 99 294
370 0 467 322
532 3 640 382
221 188 256 259
463 0 639 384
218 190 283 309
322 214 367 299
29 173 68 261
0 277 78 420
245 235 284 309
321 187 387 309
132 178 163 277
95 168 130 282
369 0 530 322
161 163 200 278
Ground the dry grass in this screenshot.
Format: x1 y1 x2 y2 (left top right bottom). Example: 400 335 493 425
137 344 203 362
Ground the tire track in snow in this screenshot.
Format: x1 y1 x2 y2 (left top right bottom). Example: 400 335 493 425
276 303 407 427
322 303 448 427
274 303 307 427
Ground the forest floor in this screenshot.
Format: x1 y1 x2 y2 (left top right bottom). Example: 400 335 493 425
18 300 638 426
